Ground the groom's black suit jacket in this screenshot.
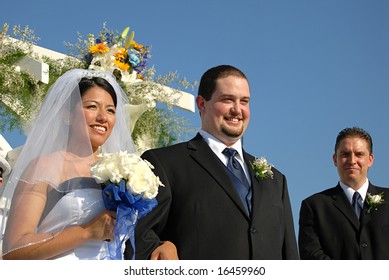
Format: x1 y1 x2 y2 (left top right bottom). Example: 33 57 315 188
298 183 389 259
125 134 298 260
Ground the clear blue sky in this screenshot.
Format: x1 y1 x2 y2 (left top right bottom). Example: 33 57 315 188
1 0 389 233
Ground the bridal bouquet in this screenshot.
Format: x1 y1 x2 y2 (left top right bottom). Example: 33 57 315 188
90 151 164 259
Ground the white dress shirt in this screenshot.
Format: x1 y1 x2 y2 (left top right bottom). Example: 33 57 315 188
199 130 251 185
339 179 369 205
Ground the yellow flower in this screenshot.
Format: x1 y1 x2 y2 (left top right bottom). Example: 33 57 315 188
113 48 130 71
114 48 127 60
114 60 130 71
132 41 144 50
89 42 109 54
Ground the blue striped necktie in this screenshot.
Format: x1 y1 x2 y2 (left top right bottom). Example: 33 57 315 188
223 148 252 214
352 191 363 219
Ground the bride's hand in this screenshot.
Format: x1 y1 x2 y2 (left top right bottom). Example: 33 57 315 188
82 210 116 242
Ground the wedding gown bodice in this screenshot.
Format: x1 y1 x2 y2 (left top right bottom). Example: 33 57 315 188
37 177 109 260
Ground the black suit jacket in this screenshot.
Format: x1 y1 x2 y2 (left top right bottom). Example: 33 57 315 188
298 183 389 259
125 134 298 260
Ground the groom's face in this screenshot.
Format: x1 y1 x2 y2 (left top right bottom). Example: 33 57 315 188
199 75 250 147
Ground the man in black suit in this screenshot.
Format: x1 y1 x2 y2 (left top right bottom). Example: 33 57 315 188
299 127 389 259
125 65 298 260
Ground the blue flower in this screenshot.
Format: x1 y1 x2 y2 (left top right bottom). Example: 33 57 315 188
129 53 140 67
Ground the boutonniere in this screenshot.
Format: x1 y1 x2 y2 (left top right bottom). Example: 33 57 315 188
250 157 274 180
366 192 384 213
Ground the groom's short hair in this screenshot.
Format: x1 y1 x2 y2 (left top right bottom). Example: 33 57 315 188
335 127 373 154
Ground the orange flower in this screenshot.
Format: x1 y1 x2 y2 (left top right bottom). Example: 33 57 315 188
132 41 144 51
114 60 130 71
89 42 109 54
114 48 127 59
113 48 130 71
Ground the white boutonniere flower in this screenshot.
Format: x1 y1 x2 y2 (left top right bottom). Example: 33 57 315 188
250 157 274 180
366 192 384 213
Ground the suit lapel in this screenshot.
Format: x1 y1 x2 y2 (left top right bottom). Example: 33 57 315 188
242 152 269 221
188 135 250 220
332 185 360 230
360 184 378 226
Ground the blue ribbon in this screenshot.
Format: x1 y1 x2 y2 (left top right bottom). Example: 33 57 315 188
102 180 157 259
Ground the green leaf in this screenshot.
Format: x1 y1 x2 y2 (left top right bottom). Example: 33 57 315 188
120 26 130 39
124 31 134 50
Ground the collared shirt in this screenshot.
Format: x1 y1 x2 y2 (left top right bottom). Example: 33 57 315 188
198 130 251 184
339 179 369 205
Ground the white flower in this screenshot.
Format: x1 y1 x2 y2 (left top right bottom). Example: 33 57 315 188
134 132 155 155
121 70 142 84
90 151 164 199
366 192 385 213
250 156 274 180
370 195 382 204
125 157 162 199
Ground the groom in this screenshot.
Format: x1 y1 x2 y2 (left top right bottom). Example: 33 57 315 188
125 65 298 260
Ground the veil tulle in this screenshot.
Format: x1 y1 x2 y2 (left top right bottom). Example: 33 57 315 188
1 69 136 257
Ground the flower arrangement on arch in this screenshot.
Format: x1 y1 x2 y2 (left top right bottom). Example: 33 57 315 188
88 27 148 80
69 23 185 110
90 150 164 259
67 23 197 151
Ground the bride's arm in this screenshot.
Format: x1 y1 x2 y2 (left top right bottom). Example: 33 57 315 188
2 181 115 260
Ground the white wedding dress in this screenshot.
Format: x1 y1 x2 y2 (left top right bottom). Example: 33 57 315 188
37 177 110 260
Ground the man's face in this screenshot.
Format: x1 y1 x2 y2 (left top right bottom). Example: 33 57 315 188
197 75 250 147
333 137 374 190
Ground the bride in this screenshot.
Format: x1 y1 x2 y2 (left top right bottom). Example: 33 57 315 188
0 69 176 260
2 69 131 259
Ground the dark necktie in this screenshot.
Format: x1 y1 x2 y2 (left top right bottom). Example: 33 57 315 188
352 191 363 219
222 148 252 214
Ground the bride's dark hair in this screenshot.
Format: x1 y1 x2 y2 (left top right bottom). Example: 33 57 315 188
79 77 117 107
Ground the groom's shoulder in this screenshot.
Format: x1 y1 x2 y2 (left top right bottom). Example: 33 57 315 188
143 140 191 156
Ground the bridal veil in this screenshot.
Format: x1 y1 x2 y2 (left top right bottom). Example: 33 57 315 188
1 69 136 257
